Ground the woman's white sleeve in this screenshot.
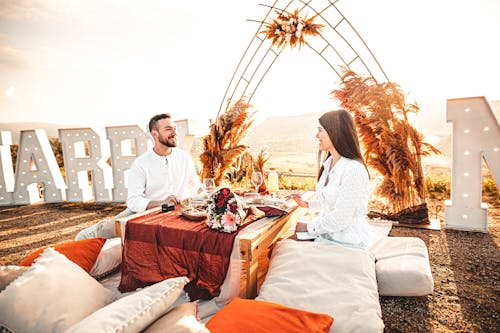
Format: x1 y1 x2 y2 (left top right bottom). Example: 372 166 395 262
307 166 369 235
308 200 321 211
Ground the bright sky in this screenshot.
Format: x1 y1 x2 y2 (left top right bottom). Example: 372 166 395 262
1 0 499 133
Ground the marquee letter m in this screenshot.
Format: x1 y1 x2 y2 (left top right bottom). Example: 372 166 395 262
445 97 499 232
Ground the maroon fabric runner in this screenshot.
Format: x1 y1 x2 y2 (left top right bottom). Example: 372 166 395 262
118 208 250 300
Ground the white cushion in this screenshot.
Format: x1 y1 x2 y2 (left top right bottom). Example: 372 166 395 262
0 248 115 333
370 237 434 296
0 266 28 292
66 276 189 333
90 237 122 279
367 218 393 247
143 302 209 333
370 236 429 261
75 218 118 240
257 239 384 333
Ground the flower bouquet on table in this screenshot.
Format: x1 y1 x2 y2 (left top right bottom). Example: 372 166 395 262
206 188 248 233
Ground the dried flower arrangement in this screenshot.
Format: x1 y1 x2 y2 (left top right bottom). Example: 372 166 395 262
331 69 441 223
199 98 256 186
251 145 271 192
261 9 323 49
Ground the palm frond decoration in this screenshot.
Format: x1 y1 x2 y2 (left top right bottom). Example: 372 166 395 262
253 145 271 173
331 69 442 218
200 98 256 186
251 145 271 192
225 151 254 184
261 9 323 49
250 145 271 192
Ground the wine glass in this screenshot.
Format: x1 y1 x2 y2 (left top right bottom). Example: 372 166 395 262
251 171 263 194
203 178 216 197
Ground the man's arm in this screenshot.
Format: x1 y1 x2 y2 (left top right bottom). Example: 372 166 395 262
145 195 180 209
126 162 151 212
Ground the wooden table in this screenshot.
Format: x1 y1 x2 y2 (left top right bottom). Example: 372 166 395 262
237 202 312 298
115 192 313 299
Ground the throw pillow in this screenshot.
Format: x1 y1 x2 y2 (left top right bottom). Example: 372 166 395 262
19 237 106 272
143 302 209 333
0 266 28 292
205 298 333 333
0 248 115 333
66 276 189 333
89 237 122 279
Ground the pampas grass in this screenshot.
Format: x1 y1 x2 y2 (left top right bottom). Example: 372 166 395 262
331 69 441 214
200 98 256 186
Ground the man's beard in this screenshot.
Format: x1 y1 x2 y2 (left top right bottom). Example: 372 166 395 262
159 134 177 148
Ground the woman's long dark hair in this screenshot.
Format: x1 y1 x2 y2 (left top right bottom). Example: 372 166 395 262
317 109 368 180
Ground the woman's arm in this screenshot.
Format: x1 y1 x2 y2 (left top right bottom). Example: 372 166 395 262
286 193 309 208
307 165 370 235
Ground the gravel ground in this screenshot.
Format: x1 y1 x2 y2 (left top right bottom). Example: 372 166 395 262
0 195 498 332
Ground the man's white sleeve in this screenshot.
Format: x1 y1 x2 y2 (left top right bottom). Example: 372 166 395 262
126 164 150 212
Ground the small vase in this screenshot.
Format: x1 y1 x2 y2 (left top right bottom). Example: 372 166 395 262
258 180 267 193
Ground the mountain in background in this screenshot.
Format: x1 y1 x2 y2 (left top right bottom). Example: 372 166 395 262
245 112 321 154
246 100 500 158
0 123 70 144
2 101 499 160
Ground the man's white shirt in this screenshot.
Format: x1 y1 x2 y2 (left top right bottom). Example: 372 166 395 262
126 148 201 212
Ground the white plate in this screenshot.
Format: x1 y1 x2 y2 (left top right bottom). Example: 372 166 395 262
181 208 207 221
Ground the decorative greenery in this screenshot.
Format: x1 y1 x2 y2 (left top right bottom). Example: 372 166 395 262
261 9 323 49
225 151 253 184
250 145 271 192
200 98 256 186
331 69 441 216
252 145 271 172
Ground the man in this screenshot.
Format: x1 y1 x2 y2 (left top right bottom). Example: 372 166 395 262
75 113 202 240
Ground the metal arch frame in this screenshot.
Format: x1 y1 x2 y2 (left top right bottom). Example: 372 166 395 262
217 0 389 117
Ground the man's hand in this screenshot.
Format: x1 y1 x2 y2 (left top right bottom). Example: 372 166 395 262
164 195 180 205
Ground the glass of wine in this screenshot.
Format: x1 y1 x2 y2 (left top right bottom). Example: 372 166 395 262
203 178 216 197
251 171 263 194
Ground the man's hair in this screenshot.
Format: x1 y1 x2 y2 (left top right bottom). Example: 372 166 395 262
148 113 172 132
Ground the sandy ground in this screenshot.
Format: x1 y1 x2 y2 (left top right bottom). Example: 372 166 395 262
0 195 498 332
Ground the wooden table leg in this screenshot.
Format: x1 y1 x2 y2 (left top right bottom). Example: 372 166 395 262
245 256 259 299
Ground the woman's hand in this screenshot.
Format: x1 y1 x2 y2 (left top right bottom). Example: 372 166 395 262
295 222 308 233
285 193 308 208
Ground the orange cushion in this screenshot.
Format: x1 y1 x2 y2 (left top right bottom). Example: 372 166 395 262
19 238 106 272
206 298 333 333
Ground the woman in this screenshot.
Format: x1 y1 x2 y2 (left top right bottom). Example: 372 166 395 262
288 109 371 249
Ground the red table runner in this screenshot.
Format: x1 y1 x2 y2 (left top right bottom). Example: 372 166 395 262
119 209 248 300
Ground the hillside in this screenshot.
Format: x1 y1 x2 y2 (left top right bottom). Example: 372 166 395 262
245 112 321 154
3 100 498 160
0 122 69 144
246 100 499 160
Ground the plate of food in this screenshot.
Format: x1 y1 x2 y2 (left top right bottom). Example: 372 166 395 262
181 206 208 221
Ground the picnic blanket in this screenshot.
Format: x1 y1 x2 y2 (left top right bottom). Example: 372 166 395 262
118 209 252 300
